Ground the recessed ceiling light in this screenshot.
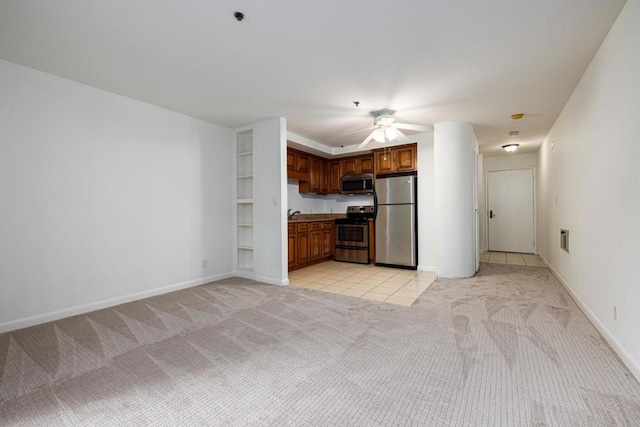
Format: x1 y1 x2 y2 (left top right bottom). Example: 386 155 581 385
502 144 519 153
511 113 524 120
509 131 519 136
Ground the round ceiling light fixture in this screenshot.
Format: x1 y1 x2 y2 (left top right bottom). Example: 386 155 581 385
502 144 519 153
511 113 524 120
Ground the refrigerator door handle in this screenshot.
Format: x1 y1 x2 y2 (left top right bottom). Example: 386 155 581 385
373 191 378 219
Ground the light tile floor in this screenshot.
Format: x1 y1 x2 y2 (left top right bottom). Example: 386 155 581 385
288 261 435 306
290 253 544 305
480 251 546 267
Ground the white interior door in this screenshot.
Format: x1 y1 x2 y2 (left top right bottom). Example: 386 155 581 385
487 168 535 253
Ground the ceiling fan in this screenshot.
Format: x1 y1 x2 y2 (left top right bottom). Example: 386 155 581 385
358 109 431 149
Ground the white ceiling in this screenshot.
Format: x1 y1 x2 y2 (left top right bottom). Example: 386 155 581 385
0 0 626 155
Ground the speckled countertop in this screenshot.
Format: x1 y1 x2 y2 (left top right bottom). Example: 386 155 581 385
288 213 346 223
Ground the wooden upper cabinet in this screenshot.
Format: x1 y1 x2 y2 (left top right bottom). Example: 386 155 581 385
287 151 296 170
296 152 310 174
300 156 329 194
374 149 395 174
342 158 358 175
360 155 374 173
373 143 417 175
287 148 311 181
395 145 417 172
288 147 382 193
341 154 374 176
329 160 342 194
309 157 321 193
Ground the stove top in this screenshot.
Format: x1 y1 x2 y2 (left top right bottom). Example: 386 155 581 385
340 205 375 223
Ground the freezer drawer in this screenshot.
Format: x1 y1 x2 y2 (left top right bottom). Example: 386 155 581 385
375 204 416 267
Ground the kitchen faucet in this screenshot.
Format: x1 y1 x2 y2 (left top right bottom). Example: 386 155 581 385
288 209 301 220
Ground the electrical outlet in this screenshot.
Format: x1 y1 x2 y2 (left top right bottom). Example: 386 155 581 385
613 305 618 322
202 259 208 269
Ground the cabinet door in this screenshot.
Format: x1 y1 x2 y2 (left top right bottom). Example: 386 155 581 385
319 160 329 195
329 161 341 194
296 153 310 174
288 231 297 268
374 150 394 174
342 158 358 175
395 145 417 172
322 229 332 258
360 155 374 173
297 231 310 265
310 230 322 261
287 150 296 171
309 157 321 193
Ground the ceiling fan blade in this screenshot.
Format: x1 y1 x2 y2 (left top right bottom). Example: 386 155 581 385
393 129 411 143
392 123 432 132
342 126 377 137
358 132 375 149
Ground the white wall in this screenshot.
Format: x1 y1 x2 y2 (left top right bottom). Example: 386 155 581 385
286 180 328 214
0 59 234 331
537 0 640 379
481 153 538 251
253 117 288 285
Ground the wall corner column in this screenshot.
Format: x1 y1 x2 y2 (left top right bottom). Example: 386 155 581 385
434 122 477 278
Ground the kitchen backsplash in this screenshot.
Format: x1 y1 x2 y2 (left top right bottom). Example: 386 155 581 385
287 179 373 214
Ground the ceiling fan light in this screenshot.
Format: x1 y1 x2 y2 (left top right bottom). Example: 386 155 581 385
372 129 385 143
385 127 399 141
502 143 519 153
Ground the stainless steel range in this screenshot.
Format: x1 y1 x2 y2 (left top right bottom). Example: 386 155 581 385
334 205 375 264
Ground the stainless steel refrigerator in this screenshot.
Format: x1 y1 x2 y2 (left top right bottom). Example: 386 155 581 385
375 174 417 269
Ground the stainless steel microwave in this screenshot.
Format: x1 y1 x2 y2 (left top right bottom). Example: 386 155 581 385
341 173 374 195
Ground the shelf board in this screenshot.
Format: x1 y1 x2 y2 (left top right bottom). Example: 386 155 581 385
236 199 253 204
238 246 254 251
238 223 253 227
237 175 253 179
237 151 253 157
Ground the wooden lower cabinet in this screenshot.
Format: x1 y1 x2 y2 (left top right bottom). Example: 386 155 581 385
296 223 310 265
289 220 334 271
322 222 333 258
288 224 297 269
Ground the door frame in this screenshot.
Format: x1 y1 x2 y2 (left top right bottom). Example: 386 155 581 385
484 166 537 253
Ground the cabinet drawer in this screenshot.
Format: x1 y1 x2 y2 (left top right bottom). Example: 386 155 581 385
322 221 333 230
297 223 309 232
288 224 296 234
311 222 321 232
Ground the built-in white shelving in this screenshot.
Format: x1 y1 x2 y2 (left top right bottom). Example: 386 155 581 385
236 130 254 272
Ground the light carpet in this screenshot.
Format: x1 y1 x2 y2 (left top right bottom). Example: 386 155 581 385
1 263 639 426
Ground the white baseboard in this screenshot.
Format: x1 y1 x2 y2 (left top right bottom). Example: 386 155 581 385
0 271 235 334
538 253 640 382
418 265 437 272
255 275 288 286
